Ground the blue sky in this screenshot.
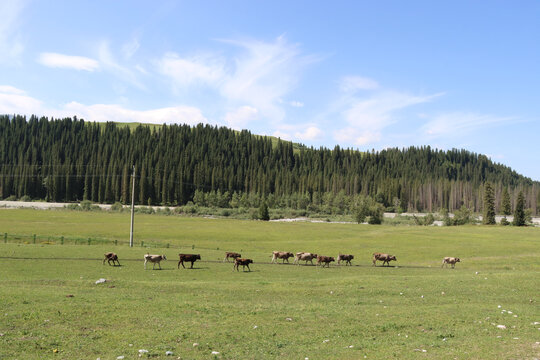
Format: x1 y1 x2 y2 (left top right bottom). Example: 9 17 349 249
1 1 539 180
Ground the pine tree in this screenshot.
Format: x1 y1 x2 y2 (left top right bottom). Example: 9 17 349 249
259 202 270 221
513 191 526 226
501 188 511 215
482 182 496 225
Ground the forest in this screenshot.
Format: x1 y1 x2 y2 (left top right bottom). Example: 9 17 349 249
1 115 539 215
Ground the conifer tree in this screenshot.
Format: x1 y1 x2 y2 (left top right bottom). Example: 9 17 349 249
501 188 511 215
513 191 526 226
483 182 496 225
259 202 270 221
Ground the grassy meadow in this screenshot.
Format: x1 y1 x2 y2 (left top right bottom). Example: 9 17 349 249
0 208 539 359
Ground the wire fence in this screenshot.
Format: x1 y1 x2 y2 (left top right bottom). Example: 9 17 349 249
0 232 252 254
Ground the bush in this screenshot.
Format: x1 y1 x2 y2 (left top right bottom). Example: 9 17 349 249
414 213 435 226
220 209 231 217
500 217 510 226
110 202 124 212
20 195 31 202
80 200 93 211
5 195 17 201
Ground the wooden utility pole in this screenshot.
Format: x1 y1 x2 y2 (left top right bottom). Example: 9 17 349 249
129 165 135 247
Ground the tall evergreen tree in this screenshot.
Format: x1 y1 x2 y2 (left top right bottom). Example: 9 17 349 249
513 191 526 226
482 182 496 225
501 187 512 215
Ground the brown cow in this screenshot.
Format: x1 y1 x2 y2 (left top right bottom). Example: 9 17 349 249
178 254 201 269
224 252 241 262
372 253 397 267
103 252 120 266
317 255 335 268
271 251 294 264
293 252 318 265
337 254 354 266
234 258 253 272
442 257 460 268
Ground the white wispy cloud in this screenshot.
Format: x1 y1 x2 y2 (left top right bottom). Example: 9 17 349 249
37 52 100 71
421 112 514 138
122 37 140 59
63 102 206 125
289 101 304 108
0 1 26 64
224 106 258 130
330 75 444 146
158 52 225 88
158 35 314 123
98 41 144 89
0 85 43 113
0 85 206 125
294 126 323 141
340 76 379 92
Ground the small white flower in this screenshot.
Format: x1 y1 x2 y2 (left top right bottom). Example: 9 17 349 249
138 350 148 354
193 343 199 347
496 325 507 330
399 292 403 295
165 351 173 356
211 351 220 355
349 345 354 348
323 339 330 343
253 325 258 329
117 357 125 360
285 318 292 321
508 311 513 314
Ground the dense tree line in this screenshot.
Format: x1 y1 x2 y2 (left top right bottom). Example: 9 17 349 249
1 115 539 214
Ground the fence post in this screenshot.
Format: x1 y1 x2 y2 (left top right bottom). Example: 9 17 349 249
166 243 169 248
114 239 118 246
88 238 91 245
33 234 36 244
4 233 7 243
192 244 195 250
141 241 144 247
61 236 64 245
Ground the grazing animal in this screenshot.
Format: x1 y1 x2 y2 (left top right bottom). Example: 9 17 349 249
294 252 318 265
103 252 120 266
234 258 253 272
144 254 167 270
224 252 241 262
372 253 397 267
317 255 335 268
442 257 461 268
337 254 354 266
271 251 294 264
178 254 201 269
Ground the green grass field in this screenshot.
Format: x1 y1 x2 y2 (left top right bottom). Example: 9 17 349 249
0 209 539 359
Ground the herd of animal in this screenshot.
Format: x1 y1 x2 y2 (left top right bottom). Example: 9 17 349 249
103 251 461 271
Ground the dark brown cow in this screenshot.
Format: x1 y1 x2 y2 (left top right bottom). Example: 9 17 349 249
103 252 120 266
224 252 241 262
372 253 397 267
442 257 460 268
337 254 354 266
294 252 318 265
317 255 335 268
271 251 294 264
178 254 201 269
234 258 253 272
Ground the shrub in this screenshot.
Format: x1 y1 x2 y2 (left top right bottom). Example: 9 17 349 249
5 195 17 201
110 202 124 212
20 195 31 202
80 200 93 211
500 217 510 226
220 209 231 217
